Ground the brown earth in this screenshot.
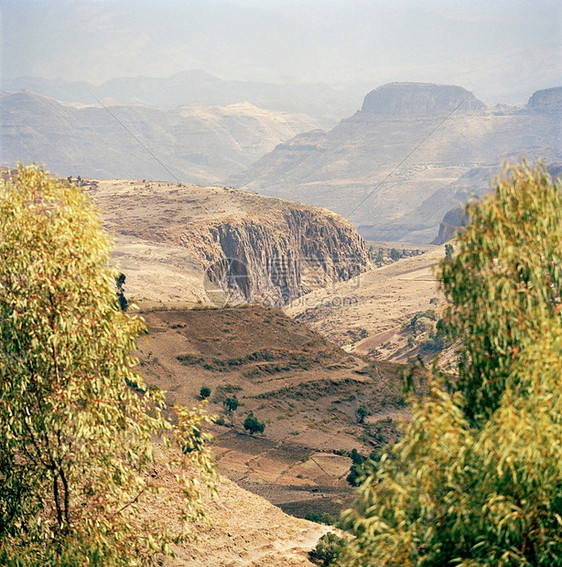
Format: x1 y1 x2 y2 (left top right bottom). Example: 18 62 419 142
285 244 449 363
165 472 333 566
136 305 411 523
83 176 372 307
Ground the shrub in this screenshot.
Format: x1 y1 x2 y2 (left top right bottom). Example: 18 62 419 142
243 412 265 435
339 161 562 566
223 396 239 412
200 385 212 399
310 532 345 566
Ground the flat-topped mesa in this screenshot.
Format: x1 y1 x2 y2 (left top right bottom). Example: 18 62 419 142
360 82 485 115
527 87 562 113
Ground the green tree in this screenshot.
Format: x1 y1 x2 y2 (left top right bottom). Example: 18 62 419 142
310 532 345 566
200 385 212 399
243 412 265 435
444 242 454 261
355 405 369 424
223 396 239 413
389 248 400 261
440 161 561 422
115 272 128 311
0 165 215 565
338 162 562 566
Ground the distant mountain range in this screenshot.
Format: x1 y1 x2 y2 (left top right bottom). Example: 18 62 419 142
2 76 560 243
2 71 358 126
0 90 317 183
230 83 562 242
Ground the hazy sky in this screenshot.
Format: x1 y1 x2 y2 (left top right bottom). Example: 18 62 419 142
1 0 561 104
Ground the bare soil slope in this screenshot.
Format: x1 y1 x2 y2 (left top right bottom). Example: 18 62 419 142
168 473 332 566
136 305 409 520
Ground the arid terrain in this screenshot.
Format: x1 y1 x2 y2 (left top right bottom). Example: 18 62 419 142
286 244 448 362
0 90 318 183
86 176 372 307
136 306 409 519
231 84 562 242
165 470 333 566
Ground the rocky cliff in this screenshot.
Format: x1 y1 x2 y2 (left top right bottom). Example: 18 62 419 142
527 87 562 113
432 207 465 245
361 82 485 115
88 177 371 306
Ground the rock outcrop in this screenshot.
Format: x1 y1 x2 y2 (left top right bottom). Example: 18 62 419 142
527 87 562 113
206 209 368 306
90 177 372 306
361 82 485 115
432 207 465 245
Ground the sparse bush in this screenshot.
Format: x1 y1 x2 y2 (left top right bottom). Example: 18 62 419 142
389 248 401 261
355 405 369 423
223 396 239 413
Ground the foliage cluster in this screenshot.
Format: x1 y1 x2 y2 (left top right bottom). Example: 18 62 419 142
243 412 265 435
0 165 215 565
310 532 346 566
338 161 562 566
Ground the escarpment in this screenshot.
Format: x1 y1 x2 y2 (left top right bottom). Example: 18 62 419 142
203 208 369 306
90 177 372 305
360 82 485 115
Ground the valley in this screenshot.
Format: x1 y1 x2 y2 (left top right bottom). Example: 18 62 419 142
135 305 409 522
2 74 558 566
4 80 559 246
231 83 562 242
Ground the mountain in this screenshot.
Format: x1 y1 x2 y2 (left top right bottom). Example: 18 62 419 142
0 90 317 184
229 83 562 243
81 176 372 307
3 71 358 127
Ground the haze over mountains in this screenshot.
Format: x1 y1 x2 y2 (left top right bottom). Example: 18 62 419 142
231 83 562 242
0 89 319 184
3 71 356 126
2 76 560 243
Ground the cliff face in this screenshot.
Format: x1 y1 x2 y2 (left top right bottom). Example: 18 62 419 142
231 83 561 243
432 207 465 245
527 87 562 113
90 178 371 306
360 82 485 115
203 209 369 306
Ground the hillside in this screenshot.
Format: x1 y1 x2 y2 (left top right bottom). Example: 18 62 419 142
229 83 562 243
0 90 317 184
164 470 332 566
136 305 409 522
285 244 447 362
79 176 373 308
3 71 358 126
